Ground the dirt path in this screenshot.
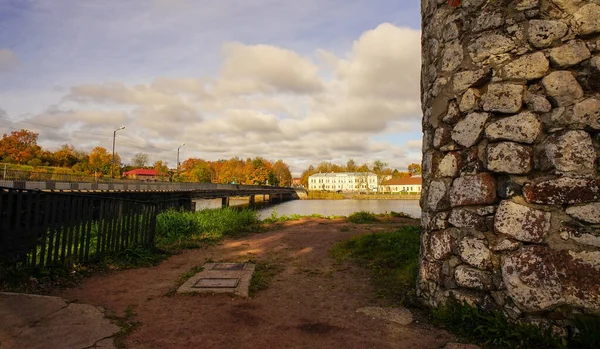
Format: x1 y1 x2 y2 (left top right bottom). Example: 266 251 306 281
54 218 455 349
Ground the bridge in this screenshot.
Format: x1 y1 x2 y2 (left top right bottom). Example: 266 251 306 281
0 179 305 211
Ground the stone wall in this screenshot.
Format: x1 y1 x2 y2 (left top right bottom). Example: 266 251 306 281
419 0 600 326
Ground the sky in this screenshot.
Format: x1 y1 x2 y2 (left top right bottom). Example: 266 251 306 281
0 0 423 176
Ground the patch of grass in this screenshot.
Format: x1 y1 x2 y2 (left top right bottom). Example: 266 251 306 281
330 226 421 306
249 260 282 297
107 305 140 349
347 211 379 224
262 210 343 224
156 208 260 252
432 299 565 349
106 245 167 268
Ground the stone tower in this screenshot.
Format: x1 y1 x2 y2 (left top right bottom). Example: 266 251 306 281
419 0 600 324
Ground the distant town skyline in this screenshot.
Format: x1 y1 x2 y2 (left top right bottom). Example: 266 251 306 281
0 0 422 176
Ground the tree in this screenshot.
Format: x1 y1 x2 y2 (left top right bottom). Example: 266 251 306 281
408 163 422 176
52 144 78 167
177 158 213 183
346 159 357 172
153 160 170 180
88 147 119 175
0 129 41 164
272 160 292 186
131 153 149 168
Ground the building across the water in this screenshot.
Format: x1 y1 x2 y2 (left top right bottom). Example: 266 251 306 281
379 176 422 194
308 172 378 192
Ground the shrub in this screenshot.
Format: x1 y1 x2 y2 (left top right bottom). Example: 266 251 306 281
347 211 378 223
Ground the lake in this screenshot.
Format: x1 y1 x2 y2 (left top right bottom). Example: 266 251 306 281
193 198 422 220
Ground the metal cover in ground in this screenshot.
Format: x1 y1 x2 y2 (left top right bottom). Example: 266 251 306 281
211 263 247 270
193 278 240 288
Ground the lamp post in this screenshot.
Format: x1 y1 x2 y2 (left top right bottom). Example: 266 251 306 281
177 143 185 174
111 126 125 178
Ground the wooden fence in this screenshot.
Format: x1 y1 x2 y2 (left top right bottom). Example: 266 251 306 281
0 187 158 270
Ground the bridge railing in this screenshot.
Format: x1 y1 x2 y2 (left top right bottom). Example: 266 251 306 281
0 187 158 270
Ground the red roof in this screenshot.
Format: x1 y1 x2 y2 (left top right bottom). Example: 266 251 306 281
382 177 422 185
123 169 158 176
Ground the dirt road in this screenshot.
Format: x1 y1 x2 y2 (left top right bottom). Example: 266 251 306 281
55 218 455 348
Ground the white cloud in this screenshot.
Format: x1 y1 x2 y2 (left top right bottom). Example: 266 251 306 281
218 42 323 95
0 49 18 72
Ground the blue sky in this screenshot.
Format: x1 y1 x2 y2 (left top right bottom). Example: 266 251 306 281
0 0 422 175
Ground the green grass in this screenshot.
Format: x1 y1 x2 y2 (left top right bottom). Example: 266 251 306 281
261 209 343 224
249 260 282 297
107 305 140 349
432 299 565 349
330 226 421 306
347 211 379 224
155 208 260 252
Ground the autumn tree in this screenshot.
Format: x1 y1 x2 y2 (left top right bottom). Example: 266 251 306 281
88 147 120 176
272 160 292 186
408 163 422 176
52 144 78 167
300 165 317 187
177 158 213 183
0 129 41 164
153 160 170 180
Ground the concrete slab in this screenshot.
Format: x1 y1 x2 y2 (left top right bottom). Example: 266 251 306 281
0 292 119 349
178 263 255 298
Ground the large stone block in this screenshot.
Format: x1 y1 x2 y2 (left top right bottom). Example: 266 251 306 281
573 98 600 130
574 3 600 35
500 52 549 81
450 173 497 207
430 229 453 260
487 142 533 174
549 40 591 68
459 237 493 270
441 40 464 72
502 246 600 314
542 71 584 107
526 93 552 113
434 126 453 149
428 179 452 212
523 177 600 204
481 84 524 114
494 200 551 243
528 20 568 48
449 208 487 231
459 88 481 113
451 112 490 148
455 265 494 291
452 69 491 94
438 152 461 178
485 111 541 144
566 203 600 224
468 33 516 62
544 130 596 172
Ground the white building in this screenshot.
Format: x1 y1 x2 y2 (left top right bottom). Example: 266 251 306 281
379 176 422 193
308 172 378 192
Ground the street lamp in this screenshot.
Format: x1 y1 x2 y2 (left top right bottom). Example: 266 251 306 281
111 126 125 178
177 143 185 173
